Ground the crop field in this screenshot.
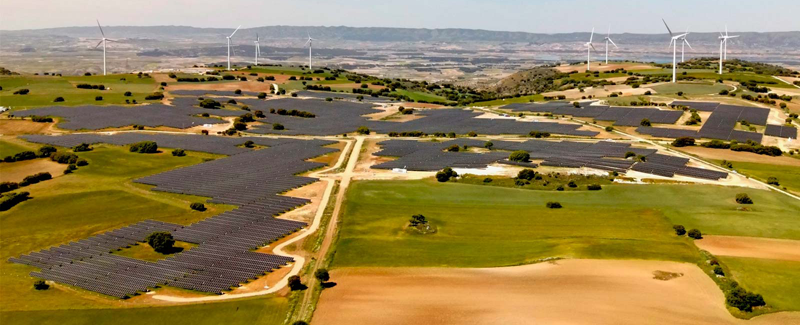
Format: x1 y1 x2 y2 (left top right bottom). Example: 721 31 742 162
0 145 232 311
719 257 800 311
392 89 449 103
0 74 158 109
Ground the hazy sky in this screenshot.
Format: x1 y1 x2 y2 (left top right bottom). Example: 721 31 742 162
2 0 799 33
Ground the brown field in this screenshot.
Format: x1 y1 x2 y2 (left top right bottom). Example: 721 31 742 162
554 62 658 73
0 119 58 135
675 147 800 167
314 260 798 325
695 236 800 262
0 158 64 183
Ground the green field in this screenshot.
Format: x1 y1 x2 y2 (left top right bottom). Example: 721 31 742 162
0 296 289 325
475 94 544 107
0 145 233 311
0 137 38 157
332 180 800 268
719 257 800 311
0 74 158 109
651 82 731 95
713 160 800 194
392 89 448 103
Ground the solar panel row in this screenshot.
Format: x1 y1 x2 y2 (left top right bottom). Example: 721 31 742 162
764 124 798 139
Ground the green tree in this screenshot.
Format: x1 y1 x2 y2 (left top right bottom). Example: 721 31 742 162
146 232 175 253
315 269 330 283
508 150 530 162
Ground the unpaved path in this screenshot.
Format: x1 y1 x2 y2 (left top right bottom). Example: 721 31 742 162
695 236 800 262
313 260 799 325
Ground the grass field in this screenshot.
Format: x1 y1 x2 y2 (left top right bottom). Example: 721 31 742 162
713 160 800 194
332 180 800 268
455 173 613 190
0 74 157 109
392 89 448 103
0 137 38 157
0 296 289 325
651 82 731 95
635 70 792 88
0 145 233 311
475 94 544 107
719 257 800 311
114 241 197 262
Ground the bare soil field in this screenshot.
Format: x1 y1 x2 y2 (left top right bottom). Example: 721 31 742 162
695 236 800 262
554 62 657 73
0 159 64 183
675 147 800 167
314 260 798 325
0 119 58 135
542 84 654 99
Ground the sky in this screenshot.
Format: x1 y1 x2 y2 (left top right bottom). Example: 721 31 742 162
1 0 799 33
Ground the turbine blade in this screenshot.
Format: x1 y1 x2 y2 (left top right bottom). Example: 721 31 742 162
94 40 104 48
607 26 610 37
590 43 596 51
684 39 694 50
609 38 618 49
229 25 241 38
725 25 728 36
97 19 105 37
668 38 674 49
729 35 740 39
662 18 673 36
589 27 594 43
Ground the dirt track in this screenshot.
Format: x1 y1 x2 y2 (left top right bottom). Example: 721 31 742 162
695 236 800 262
313 260 799 325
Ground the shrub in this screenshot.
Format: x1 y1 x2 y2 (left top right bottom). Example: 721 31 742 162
233 121 247 131
484 141 493 149
517 169 536 181
124 91 132 96
719 89 729 95
529 131 551 138
129 141 158 153
702 140 730 149
726 283 765 312
72 143 93 152
315 268 330 283
567 180 577 188
234 89 242 95
624 151 636 159
0 191 30 211
198 98 222 109
13 88 30 95
1 182 20 193
144 92 164 100
546 201 562 209
258 92 267 99
33 280 49 290
12 151 37 162
735 193 753 204
435 167 458 182
95 96 103 101
671 137 695 147
201 130 209 135
288 275 305 291
445 144 460 152
640 118 651 127
713 265 725 276
254 110 265 118
172 149 186 157
587 184 602 190
514 179 527 186
766 177 779 186
239 113 255 122
467 131 478 137
556 185 564 191
272 123 285 130
146 232 175 253
189 202 206 211
605 126 613 132
243 140 255 148
30 115 54 123
508 150 530 162
53 97 65 102
673 225 686 236
687 228 702 239
483 177 493 183
51 152 78 164
75 158 88 166
356 126 370 135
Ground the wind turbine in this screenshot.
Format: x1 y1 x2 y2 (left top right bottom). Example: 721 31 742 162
679 28 693 63
254 34 261 66
718 26 739 74
663 19 688 83
93 20 117 75
226 25 241 70
305 33 315 70
585 28 596 71
603 27 618 64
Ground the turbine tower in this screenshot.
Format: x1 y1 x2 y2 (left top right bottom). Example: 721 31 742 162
305 33 315 71
679 28 693 63
663 19 688 83
226 25 241 71
254 34 261 66
718 26 739 74
585 28 596 71
93 20 117 75
603 27 618 64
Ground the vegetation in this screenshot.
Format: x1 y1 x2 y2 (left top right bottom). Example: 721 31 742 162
546 201 562 209
735 193 753 204
671 137 695 147
72 143 92 152
129 141 158 153
1 191 30 211
171 148 186 157
146 231 175 253
687 228 702 239
435 167 458 182
508 150 530 162
356 126 370 135
673 225 686 236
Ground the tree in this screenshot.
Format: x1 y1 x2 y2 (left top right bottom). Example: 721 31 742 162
567 180 577 188
315 268 330 283
124 91 132 96
640 118 651 127
546 201 562 209
129 141 158 153
288 275 305 291
243 140 255 148
273 123 284 130
258 92 267 99
33 280 49 290
672 137 695 147
254 110 265 118
146 232 175 253
687 228 702 239
766 177 779 186
713 265 725 276
517 169 536 181
484 141 493 149
53 97 65 102
436 167 458 182
735 193 753 204
673 225 686 236
172 148 186 157
446 144 460 152
72 143 93 152
587 184 602 190
467 131 478 137
190 202 206 211
199 98 222 109
233 121 247 131
75 158 88 166
95 96 103 101
508 150 530 162
356 126 370 135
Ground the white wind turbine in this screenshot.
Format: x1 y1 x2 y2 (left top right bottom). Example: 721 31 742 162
603 27 618 64
226 25 241 70
93 20 118 75
679 28 693 63
663 19 688 83
585 28 596 71
305 33 315 70
254 34 261 66
718 26 739 74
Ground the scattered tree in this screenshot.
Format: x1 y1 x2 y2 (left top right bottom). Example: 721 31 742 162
508 150 530 162
33 280 49 290
172 148 186 157
129 141 158 153
435 167 458 182
189 202 206 211
288 275 305 291
356 126 370 135
546 201 562 209
314 268 330 283
735 193 753 204
687 228 702 239
146 232 175 253
673 225 686 236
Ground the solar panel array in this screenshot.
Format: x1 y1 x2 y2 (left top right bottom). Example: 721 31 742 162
295 90 394 103
170 89 263 97
12 104 230 130
10 137 337 298
670 101 720 112
636 101 769 143
502 102 682 126
764 124 798 139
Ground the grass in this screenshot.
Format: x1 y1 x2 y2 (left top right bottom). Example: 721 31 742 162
475 94 544 107
0 296 289 325
0 74 157 110
332 180 800 268
712 160 800 194
333 180 701 267
0 137 38 157
718 257 800 312
455 173 614 190
113 241 197 262
0 145 233 311
651 82 731 95
391 89 448 103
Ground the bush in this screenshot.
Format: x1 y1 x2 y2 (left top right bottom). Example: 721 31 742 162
72 143 92 152
673 225 686 236
234 89 242 95
146 232 175 253
713 265 725 276
288 275 305 291
144 92 164 100
13 88 30 95
435 167 458 182
687 228 702 239
33 280 49 290
315 268 330 283
51 152 78 164
484 141 493 149
556 185 564 191
567 180 577 188
508 150 530 162
517 169 536 181
233 121 247 131
1 182 20 193
239 113 255 122
671 137 695 147
529 131 551 138
587 184 602 190
445 144 460 152
272 123 285 130
189 202 206 211
198 98 222 109
258 92 267 99
172 149 186 157
129 141 158 153
31 115 54 123
124 91 132 96
467 131 478 137
726 283 766 312
356 126 370 135
75 158 88 166
546 201 562 209
95 96 103 101
735 193 753 204
702 140 730 149
53 97 65 102
605 126 613 132
254 110 265 118
719 89 729 95
483 177 492 183
0 191 30 211
766 177 779 186
640 118 651 127
12 151 37 162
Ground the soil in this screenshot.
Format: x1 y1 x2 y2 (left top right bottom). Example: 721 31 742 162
695 236 800 262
